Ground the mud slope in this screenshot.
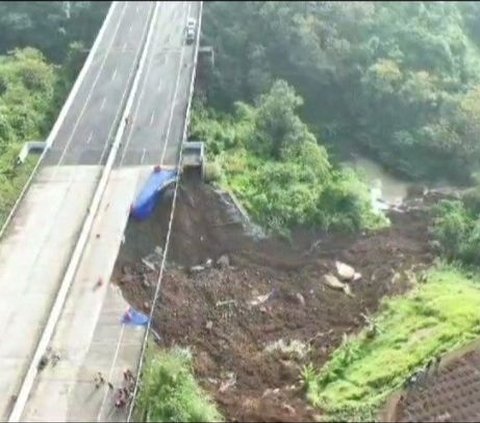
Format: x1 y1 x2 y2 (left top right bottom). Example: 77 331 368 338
114 179 433 422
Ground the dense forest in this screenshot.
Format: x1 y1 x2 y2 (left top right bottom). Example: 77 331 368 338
200 1 480 183
0 1 110 224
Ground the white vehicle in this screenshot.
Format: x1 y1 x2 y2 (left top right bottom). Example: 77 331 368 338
185 18 196 44
186 18 196 31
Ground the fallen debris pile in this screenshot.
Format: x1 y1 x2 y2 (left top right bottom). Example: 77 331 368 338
112 179 434 422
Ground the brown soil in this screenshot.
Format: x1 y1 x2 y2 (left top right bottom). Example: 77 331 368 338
114 178 434 422
384 345 480 422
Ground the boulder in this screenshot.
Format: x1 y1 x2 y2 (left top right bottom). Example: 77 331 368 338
295 293 306 306
189 265 205 274
323 274 353 297
324 274 345 290
353 272 362 282
216 254 230 268
335 261 356 281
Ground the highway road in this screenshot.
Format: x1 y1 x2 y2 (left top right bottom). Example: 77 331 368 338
16 1 202 421
0 2 155 421
118 1 200 166
45 1 154 167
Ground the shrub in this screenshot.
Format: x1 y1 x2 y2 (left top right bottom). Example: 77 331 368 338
137 347 222 423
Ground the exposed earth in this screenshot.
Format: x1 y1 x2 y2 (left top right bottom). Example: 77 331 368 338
112 178 438 422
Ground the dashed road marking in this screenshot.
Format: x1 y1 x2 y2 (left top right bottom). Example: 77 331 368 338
86 131 93 144
100 97 106 111
111 68 117 81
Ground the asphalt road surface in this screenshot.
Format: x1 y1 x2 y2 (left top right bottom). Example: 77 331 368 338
117 1 200 167
45 1 154 166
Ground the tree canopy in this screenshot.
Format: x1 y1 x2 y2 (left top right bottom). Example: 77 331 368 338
202 1 480 183
0 1 110 63
191 80 386 234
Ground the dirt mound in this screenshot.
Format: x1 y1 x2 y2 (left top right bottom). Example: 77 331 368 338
384 345 480 422
113 179 434 422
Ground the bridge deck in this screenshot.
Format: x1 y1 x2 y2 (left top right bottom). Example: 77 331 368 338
0 166 101 420
21 167 150 422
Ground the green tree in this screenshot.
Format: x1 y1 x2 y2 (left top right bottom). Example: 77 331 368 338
202 1 480 183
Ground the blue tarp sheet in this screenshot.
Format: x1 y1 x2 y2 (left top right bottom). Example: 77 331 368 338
122 307 150 326
130 168 177 221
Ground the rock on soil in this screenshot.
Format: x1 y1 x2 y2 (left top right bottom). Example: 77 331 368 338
112 179 434 422
216 254 230 268
323 273 353 297
335 261 356 281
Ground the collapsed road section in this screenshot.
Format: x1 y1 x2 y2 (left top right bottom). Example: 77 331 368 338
14 2 202 422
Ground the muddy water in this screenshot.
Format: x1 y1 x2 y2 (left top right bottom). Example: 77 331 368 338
344 156 412 210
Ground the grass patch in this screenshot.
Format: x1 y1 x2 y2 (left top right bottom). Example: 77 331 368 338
0 152 37 228
303 266 480 421
137 346 223 423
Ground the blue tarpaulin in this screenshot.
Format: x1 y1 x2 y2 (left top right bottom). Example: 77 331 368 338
130 168 177 221
122 307 150 326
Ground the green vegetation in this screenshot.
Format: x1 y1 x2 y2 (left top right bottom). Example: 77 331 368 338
0 2 110 63
0 48 60 226
137 347 223 423
431 198 480 265
303 266 480 421
191 80 387 234
202 2 480 183
0 3 109 227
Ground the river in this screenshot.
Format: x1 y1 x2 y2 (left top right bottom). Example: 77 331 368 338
343 155 412 212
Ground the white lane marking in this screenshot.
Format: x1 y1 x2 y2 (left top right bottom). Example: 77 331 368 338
119 1 164 165
128 23 132 33
86 131 93 144
149 111 155 126
160 3 191 165
100 97 106 111
122 41 127 52
97 2 155 165
54 2 129 168
111 68 117 81
141 148 147 164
